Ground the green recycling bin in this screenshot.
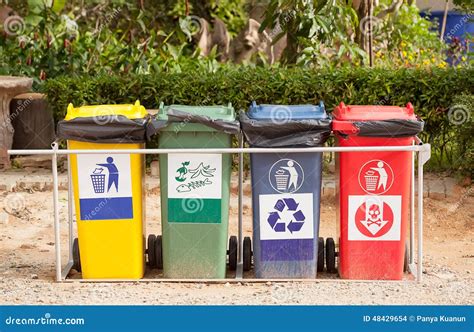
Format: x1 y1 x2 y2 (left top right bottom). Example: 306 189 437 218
156 103 238 278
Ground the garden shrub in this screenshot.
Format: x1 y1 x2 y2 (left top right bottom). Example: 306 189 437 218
449 94 473 176
42 66 474 173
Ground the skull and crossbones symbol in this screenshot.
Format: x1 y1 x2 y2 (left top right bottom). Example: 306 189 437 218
366 204 382 226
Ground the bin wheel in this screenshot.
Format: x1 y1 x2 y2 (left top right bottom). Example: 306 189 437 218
317 237 325 272
147 234 156 268
326 237 337 273
72 238 81 272
155 235 163 270
403 242 409 273
243 237 252 272
228 236 237 271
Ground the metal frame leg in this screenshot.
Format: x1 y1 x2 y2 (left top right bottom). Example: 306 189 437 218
417 152 423 282
416 144 431 282
67 155 74 263
61 154 74 280
410 145 415 266
51 142 62 282
236 133 244 279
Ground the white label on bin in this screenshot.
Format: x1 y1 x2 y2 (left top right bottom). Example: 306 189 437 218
348 195 401 241
76 154 133 221
168 153 222 199
259 193 314 240
358 159 394 195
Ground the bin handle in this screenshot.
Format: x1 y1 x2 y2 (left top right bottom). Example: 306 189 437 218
332 121 359 135
414 136 423 145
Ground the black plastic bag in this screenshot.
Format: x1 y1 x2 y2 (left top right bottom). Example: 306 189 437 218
147 108 240 139
351 119 424 138
240 112 331 148
57 115 149 143
354 119 424 138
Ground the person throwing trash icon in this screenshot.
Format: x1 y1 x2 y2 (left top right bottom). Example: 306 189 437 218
97 157 119 192
371 161 388 190
281 160 299 191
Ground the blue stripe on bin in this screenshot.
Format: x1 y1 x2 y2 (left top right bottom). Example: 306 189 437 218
79 197 133 220
261 239 314 261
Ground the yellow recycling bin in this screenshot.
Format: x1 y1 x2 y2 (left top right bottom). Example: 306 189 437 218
58 101 148 279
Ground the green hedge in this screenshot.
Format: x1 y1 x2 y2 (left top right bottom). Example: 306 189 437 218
449 94 474 176
42 67 474 174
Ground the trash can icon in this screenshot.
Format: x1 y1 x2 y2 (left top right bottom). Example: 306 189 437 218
274 170 289 191
364 171 379 192
90 169 106 194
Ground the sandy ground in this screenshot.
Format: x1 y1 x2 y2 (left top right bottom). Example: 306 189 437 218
0 178 473 305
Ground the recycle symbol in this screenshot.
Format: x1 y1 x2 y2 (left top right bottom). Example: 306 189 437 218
267 198 305 234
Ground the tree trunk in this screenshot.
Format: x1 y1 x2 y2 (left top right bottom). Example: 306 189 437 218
356 0 370 52
281 20 299 64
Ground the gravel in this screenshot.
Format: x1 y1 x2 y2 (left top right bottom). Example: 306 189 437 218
1 186 472 305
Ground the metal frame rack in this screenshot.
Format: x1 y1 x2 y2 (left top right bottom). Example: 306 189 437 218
8 136 431 283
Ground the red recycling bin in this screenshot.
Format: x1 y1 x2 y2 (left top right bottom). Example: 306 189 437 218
332 102 424 280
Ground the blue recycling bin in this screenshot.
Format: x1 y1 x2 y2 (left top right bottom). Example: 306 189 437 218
241 102 331 278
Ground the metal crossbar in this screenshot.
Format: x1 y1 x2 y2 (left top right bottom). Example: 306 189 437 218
7 137 431 283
